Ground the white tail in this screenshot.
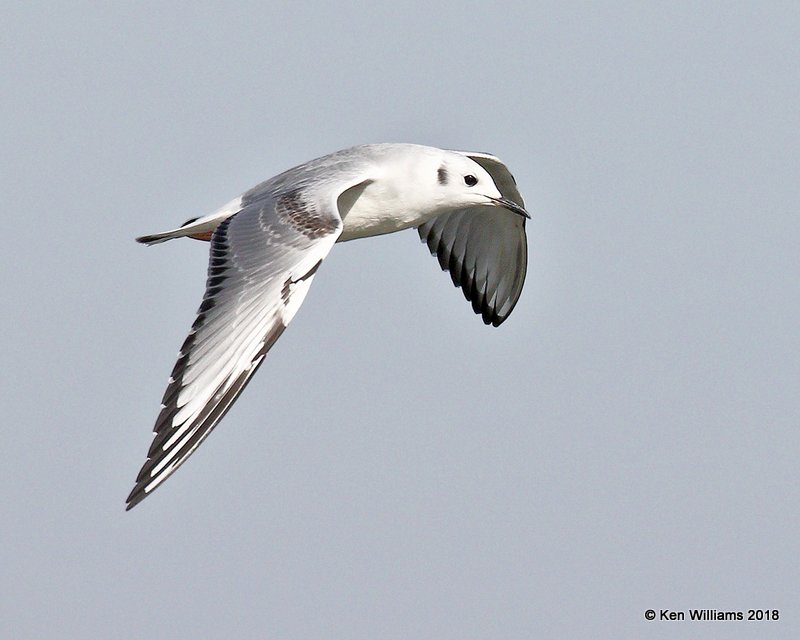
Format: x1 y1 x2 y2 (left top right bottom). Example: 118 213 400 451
135 196 244 246
136 228 188 245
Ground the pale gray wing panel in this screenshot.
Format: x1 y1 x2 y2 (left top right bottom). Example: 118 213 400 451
127 191 341 509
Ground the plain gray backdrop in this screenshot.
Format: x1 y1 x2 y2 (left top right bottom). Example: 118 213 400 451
2 2 798 638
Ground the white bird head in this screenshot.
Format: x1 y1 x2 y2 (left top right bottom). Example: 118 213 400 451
404 149 529 219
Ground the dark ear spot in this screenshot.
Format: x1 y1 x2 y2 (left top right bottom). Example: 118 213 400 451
437 165 448 185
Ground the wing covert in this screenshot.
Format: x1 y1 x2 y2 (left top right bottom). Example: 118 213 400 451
127 190 341 509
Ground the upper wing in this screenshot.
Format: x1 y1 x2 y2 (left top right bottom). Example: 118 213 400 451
127 190 342 509
418 152 527 326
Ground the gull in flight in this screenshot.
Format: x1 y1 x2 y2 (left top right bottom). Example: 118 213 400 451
127 143 529 509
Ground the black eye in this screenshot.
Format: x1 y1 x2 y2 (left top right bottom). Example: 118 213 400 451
464 174 478 187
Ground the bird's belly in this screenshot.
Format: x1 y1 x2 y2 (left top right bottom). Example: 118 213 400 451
338 210 421 241
337 182 439 242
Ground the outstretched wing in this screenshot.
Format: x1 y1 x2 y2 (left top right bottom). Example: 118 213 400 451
418 152 527 326
127 190 342 509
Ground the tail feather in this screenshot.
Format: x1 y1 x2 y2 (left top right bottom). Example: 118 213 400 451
135 195 244 246
136 230 184 245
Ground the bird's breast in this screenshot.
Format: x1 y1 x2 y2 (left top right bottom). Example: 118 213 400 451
337 180 439 242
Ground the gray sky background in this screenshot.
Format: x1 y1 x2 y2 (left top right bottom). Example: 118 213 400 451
2 2 799 638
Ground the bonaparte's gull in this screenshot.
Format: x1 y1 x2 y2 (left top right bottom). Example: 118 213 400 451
127 143 529 510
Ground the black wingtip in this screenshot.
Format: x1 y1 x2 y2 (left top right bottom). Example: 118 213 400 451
125 485 147 511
